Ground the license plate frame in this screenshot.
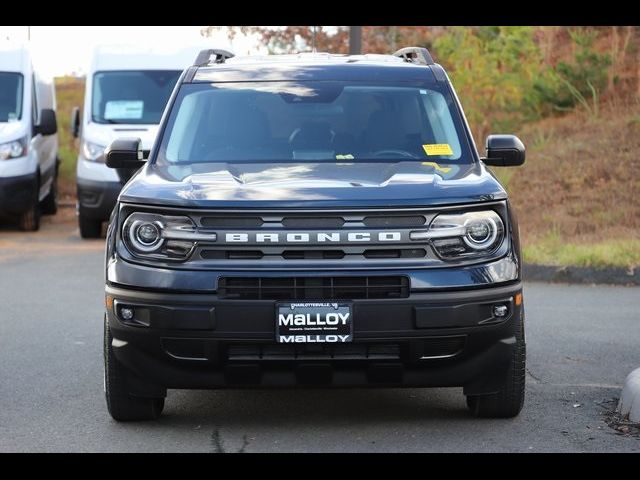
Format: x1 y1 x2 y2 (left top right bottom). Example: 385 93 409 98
276 302 353 343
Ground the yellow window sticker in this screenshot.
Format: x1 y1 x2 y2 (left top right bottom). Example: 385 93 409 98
423 144 454 156
336 154 354 160
421 161 452 173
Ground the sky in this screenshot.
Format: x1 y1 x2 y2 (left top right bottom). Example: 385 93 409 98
0 26 263 77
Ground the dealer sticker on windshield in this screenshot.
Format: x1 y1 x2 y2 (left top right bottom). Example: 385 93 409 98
276 302 353 343
104 100 144 120
423 143 454 156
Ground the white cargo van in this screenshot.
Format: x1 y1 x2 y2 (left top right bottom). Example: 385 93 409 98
72 44 216 238
0 44 59 231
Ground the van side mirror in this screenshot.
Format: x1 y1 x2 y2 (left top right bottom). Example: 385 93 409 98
482 134 525 167
105 138 146 169
71 106 81 138
35 109 58 136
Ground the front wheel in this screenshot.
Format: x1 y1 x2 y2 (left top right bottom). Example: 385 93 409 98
104 318 164 421
18 193 41 231
466 312 526 418
78 214 102 238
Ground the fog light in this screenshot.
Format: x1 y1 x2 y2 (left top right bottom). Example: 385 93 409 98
493 304 508 317
120 307 134 321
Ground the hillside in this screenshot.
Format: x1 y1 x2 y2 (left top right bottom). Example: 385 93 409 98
505 103 640 268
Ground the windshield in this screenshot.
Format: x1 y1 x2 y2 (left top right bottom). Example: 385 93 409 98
0 72 23 122
92 70 181 124
157 81 473 164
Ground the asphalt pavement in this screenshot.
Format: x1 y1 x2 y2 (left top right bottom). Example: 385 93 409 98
1 209 639 452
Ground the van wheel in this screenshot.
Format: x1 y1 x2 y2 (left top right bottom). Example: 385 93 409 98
18 195 41 231
466 312 526 418
79 215 102 238
41 170 59 215
104 318 164 421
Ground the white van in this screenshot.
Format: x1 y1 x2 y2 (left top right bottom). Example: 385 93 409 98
73 44 217 238
0 44 58 231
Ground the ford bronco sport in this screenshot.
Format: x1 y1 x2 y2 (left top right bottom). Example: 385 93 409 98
103 47 526 421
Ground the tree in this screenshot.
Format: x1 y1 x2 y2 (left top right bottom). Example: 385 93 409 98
202 26 440 55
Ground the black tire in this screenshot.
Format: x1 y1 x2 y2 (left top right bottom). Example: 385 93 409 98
41 176 58 215
466 312 526 418
104 318 164 421
18 192 41 232
79 214 102 238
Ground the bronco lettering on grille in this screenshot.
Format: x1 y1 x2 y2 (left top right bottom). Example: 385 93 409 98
224 232 403 243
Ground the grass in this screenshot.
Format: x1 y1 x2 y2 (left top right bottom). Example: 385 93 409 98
523 231 640 269
54 76 85 186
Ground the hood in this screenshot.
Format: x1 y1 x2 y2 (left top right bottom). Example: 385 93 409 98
120 160 507 209
83 123 160 150
0 121 28 142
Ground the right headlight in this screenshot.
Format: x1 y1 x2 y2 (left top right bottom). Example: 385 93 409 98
410 210 505 259
122 212 217 261
82 140 106 162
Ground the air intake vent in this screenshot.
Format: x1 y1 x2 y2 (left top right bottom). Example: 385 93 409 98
363 215 426 227
218 276 410 300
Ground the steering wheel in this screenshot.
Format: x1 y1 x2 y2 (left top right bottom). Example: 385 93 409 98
371 149 418 159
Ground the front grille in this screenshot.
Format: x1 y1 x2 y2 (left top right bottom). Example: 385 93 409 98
218 276 410 300
228 343 400 361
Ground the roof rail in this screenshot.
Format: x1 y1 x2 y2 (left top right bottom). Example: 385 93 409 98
392 47 435 66
194 48 235 66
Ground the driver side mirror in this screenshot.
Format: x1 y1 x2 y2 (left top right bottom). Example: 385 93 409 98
482 134 525 167
105 138 145 169
35 108 58 136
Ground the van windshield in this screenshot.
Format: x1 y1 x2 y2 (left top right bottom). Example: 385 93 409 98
0 72 23 122
92 70 181 124
157 81 473 164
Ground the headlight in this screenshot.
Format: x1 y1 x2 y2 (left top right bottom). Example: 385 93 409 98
122 212 217 261
82 141 106 162
410 210 505 259
0 137 27 160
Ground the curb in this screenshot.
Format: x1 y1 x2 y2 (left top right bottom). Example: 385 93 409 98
523 263 639 286
617 368 640 423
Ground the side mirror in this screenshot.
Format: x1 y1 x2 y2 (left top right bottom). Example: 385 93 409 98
71 106 81 138
105 138 145 169
35 108 58 136
482 134 525 167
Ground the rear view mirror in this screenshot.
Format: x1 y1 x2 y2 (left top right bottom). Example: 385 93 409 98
35 108 57 136
105 138 145 169
482 135 525 167
71 106 81 138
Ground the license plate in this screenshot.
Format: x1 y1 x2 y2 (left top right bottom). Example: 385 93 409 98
276 302 353 343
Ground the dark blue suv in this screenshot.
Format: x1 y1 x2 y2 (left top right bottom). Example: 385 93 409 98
103 47 526 421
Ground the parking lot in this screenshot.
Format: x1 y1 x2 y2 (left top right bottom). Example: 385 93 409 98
0 209 637 452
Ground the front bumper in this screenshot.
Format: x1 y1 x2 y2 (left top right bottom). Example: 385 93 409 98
0 173 37 215
77 179 122 221
105 282 523 397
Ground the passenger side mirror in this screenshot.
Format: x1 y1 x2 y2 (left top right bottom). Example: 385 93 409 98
482 134 525 167
105 138 146 169
71 106 81 138
35 108 58 136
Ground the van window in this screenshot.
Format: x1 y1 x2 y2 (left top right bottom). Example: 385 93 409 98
92 70 181 125
0 73 23 122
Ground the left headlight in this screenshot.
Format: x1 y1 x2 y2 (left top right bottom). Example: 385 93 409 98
0 137 27 160
122 212 217 261
410 210 505 259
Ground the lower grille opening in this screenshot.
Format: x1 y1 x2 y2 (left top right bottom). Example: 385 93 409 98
282 250 346 260
218 276 410 300
227 343 401 361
